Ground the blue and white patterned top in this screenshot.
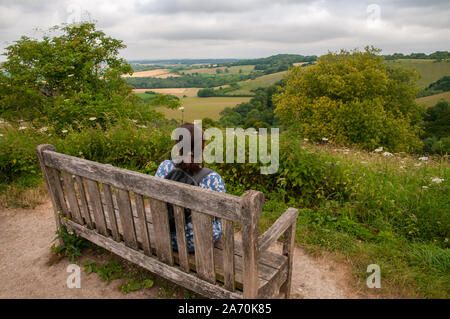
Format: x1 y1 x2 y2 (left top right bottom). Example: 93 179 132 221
155 160 225 252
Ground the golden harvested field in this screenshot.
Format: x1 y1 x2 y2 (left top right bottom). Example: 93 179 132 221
122 69 180 78
416 91 450 107
133 88 199 98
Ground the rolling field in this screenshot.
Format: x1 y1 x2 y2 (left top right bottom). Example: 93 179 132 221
386 59 450 88
229 71 287 95
416 91 450 107
133 88 199 98
153 96 251 121
122 69 180 78
182 65 255 75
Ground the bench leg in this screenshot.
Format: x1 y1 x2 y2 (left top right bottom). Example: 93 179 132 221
280 223 295 298
36 144 64 246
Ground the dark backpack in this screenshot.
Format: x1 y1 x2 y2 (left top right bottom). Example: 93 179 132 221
164 166 213 232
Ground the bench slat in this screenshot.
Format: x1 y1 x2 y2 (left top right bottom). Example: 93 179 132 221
61 171 84 225
116 189 138 250
42 150 242 221
103 184 120 242
192 211 216 283
173 205 189 272
84 179 108 236
149 198 173 266
48 167 70 218
222 219 235 291
135 193 152 256
74 176 93 228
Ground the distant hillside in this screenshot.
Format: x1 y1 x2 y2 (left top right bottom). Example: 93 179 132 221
386 59 450 88
128 58 240 65
416 91 450 107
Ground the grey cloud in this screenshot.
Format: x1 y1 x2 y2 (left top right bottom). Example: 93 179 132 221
0 0 448 61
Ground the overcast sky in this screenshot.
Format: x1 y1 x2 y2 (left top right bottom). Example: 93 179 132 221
0 0 449 61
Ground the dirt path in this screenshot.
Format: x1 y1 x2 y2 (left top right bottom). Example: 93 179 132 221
0 200 363 299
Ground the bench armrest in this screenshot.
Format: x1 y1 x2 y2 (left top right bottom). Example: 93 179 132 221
258 208 298 252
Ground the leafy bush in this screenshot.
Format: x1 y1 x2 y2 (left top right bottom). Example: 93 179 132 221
0 125 57 184
274 47 424 152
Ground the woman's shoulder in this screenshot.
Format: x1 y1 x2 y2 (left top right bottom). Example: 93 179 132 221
155 160 174 178
199 170 226 193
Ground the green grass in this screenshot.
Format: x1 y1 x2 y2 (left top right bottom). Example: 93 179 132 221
387 59 450 88
153 96 251 121
258 142 449 298
416 91 450 107
229 71 287 95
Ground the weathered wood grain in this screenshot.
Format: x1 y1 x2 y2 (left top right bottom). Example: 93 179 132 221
192 210 215 283
47 167 70 219
74 175 93 228
135 193 152 255
103 184 120 242
36 144 63 245
61 171 83 224
258 262 288 298
258 208 298 252
42 150 242 221
84 178 108 236
173 205 189 272
222 219 235 291
149 198 173 265
241 190 264 298
281 222 296 298
116 189 138 249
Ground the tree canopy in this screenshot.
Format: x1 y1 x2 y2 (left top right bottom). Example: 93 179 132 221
0 23 158 131
274 47 424 152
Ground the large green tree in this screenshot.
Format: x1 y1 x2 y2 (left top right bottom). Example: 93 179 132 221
274 47 424 152
0 23 149 130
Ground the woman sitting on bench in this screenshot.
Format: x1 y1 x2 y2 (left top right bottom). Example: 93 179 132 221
155 122 225 253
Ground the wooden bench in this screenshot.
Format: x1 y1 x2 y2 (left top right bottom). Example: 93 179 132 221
36 144 298 299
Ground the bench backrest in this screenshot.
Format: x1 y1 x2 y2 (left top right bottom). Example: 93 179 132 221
37 144 264 298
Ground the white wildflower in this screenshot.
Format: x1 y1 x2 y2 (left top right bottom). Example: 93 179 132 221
18 126 26 130
418 156 428 161
321 137 328 142
431 177 444 184
39 127 48 132
179 107 185 111
422 186 428 189
0 134 3 137
374 147 383 152
68 74 74 77
89 117 97 121
62 129 68 134
383 152 393 157
304 138 309 141
131 119 137 123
